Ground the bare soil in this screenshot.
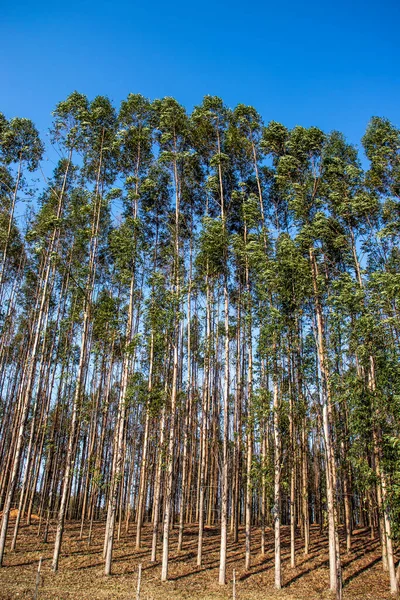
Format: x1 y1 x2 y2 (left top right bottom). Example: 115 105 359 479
0 519 393 599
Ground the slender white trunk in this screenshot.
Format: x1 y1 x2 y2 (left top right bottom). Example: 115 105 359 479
53 143 103 572
0 152 72 567
161 149 180 582
218 282 229 586
310 247 342 599
273 351 281 590
151 405 166 562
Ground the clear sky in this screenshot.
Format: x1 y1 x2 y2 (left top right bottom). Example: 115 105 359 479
2 0 400 152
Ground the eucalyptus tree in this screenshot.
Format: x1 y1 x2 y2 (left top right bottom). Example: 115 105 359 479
250 230 286 589
228 104 268 241
151 96 190 581
273 233 311 566
195 214 228 566
229 107 279 567
230 192 260 571
9 155 80 550
176 151 203 551
0 103 86 565
140 163 174 563
52 94 118 571
321 131 377 554
0 116 43 291
360 117 400 594
228 104 272 569
262 123 343 599
104 93 153 574
1 92 400 599
191 95 233 585
320 127 399 595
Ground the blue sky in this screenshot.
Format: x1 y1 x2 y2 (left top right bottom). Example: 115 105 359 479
2 0 400 153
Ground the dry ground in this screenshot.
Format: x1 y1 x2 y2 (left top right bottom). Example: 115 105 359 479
0 518 394 599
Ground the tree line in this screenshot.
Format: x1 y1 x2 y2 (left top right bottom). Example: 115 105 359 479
0 93 399 599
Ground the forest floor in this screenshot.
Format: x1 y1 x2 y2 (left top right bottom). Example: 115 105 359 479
0 519 394 599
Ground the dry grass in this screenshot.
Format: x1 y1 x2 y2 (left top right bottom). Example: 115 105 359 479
0 519 393 599
0 510 39 521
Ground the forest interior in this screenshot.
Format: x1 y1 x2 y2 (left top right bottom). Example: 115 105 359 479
0 92 400 600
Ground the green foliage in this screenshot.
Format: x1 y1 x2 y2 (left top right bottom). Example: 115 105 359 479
362 116 400 196
2 94 400 566
1 117 44 170
196 216 228 278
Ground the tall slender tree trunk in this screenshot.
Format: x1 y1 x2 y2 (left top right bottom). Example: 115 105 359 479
161 148 180 582
273 342 281 590
151 403 166 563
309 247 342 600
0 152 72 567
244 224 253 572
218 278 229 586
178 246 193 551
52 141 103 572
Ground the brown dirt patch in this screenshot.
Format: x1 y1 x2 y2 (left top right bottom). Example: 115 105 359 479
0 520 393 599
